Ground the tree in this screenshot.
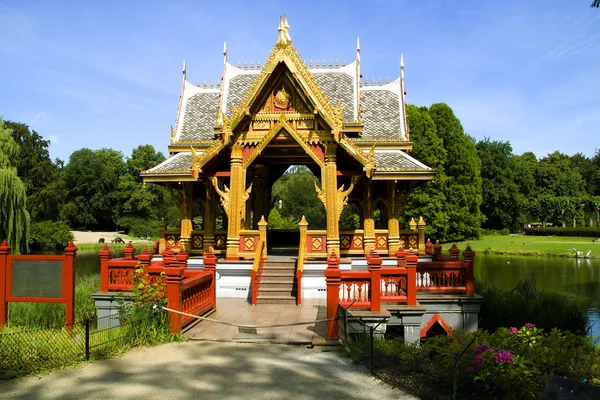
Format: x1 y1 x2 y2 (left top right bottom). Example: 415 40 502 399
127 144 166 183
428 103 484 241
61 148 127 230
535 151 584 198
270 166 326 229
476 138 524 231
403 105 449 240
0 119 30 253
3 121 62 222
592 1 599 8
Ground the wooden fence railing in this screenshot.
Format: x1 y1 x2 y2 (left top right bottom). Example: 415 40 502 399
99 241 217 333
325 242 475 338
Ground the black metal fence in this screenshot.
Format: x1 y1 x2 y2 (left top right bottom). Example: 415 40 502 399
338 306 481 400
0 313 131 380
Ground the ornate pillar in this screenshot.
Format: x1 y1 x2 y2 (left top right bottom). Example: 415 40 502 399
179 182 193 253
387 181 400 254
363 179 375 254
322 144 340 255
417 217 426 255
203 181 216 253
226 145 245 260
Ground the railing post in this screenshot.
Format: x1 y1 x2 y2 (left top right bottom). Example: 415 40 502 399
425 238 433 255
449 243 460 260
395 244 406 267
417 217 426 255
159 218 166 253
406 248 418 306
367 248 382 312
124 241 135 260
258 215 268 258
99 243 112 292
299 216 308 260
0 240 11 329
433 240 442 259
176 245 189 268
137 246 153 272
324 249 341 339
163 247 184 334
463 244 475 297
63 241 78 331
203 247 217 307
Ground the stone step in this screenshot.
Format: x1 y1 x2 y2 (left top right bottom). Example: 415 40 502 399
261 268 295 276
256 295 297 305
260 275 295 283
263 261 297 269
258 288 296 297
259 282 295 290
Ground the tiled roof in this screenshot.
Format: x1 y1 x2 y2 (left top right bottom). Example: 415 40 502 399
361 89 401 139
374 150 433 172
313 72 355 121
143 152 193 175
225 74 256 116
180 93 220 142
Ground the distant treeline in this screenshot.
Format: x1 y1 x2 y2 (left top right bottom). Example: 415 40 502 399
1 101 599 252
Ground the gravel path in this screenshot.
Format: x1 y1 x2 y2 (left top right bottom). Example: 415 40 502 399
70 231 140 244
0 342 416 400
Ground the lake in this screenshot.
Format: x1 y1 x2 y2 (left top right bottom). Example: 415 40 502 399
74 250 600 336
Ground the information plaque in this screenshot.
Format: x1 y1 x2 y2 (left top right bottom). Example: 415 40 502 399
11 260 63 298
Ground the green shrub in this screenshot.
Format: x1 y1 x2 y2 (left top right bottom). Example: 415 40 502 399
525 227 600 237
116 217 158 239
476 277 588 334
28 220 73 252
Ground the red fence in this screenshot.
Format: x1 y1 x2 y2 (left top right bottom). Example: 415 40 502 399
99 242 216 333
325 242 475 338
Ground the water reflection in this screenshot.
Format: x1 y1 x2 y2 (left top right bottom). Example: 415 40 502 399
475 254 600 337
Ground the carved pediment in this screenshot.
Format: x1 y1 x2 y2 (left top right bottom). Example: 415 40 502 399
257 82 312 116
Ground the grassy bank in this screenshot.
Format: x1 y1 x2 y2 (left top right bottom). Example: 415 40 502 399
455 235 600 257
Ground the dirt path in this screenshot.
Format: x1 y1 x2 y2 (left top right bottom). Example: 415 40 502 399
70 231 140 244
0 342 416 400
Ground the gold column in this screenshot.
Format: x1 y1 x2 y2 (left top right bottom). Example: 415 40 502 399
226 145 245 260
417 217 426 255
203 181 216 253
179 183 193 253
363 179 375 254
322 144 340 255
387 181 400 254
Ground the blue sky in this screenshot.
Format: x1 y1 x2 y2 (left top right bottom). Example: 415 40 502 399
1 0 599 163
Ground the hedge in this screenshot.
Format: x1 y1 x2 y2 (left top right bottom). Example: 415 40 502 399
524 227 600 237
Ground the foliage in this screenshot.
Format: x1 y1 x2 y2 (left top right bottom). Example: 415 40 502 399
456 234 600 257
127 144 165 183
119 265 175 345
343 325 600 400
7 274 100 328
524 226 600 237
267 207 297 229
270 166 326 229
476 277 588 334
29 220 73 251
61 148 128 230
0 119 30 253
3 120 63 222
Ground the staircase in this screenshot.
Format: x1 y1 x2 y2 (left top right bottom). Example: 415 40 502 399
257 259 298 304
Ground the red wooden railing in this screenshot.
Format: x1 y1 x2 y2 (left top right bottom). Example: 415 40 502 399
99 241 217 333
250 238 266 305
325 242 475 338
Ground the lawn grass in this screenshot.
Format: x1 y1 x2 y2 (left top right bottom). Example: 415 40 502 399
75 241 155 252
455 235 600 257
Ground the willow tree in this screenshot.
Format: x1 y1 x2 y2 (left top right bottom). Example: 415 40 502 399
0 119 30 253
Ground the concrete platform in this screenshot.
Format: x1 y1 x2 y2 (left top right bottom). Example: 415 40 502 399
184 298 337 346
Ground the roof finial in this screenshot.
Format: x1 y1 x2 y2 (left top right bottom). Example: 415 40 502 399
283 14 291 42
401 54 405 79
357 37 361 64
276 15 288 46
223 41 227 65
182 59 186 78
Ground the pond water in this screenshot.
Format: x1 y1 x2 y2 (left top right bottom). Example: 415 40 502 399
474 254 600 337
73 250 600 336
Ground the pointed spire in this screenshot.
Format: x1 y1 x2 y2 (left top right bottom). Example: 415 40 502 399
276 15 288 46
182 59 186 77
357 37 361 64
223 41 227 65
401 54 405 79
283 14 291 42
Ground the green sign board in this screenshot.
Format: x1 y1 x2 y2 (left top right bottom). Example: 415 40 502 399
11 260 63 298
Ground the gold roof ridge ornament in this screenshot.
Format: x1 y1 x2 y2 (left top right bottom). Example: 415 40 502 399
276 15 289 47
